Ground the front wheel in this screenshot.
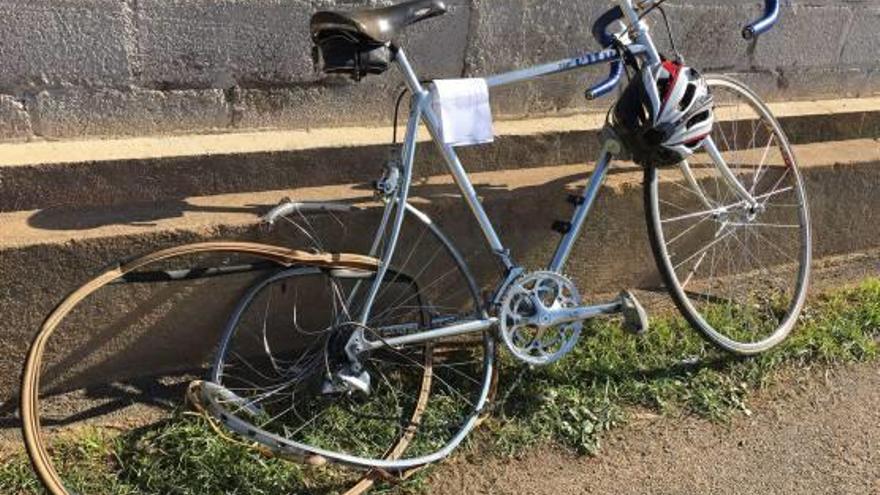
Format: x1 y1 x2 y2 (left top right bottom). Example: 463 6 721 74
645 74 812 355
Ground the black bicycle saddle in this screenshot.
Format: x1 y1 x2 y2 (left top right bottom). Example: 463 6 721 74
311 0 447 44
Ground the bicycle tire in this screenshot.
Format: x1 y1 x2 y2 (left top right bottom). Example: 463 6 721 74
19 241 380 495
645 74 812 355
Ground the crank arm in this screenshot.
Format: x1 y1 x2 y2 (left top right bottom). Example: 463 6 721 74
523 291 648 334
528 300 622 328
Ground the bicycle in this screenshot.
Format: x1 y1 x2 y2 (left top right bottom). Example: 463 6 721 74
21 0 811 492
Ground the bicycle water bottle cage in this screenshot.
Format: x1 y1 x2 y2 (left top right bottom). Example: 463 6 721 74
310 0 447 81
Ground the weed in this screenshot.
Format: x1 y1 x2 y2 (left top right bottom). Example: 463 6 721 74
1 278 877 494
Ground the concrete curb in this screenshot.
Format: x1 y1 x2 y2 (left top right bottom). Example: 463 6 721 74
1 139 879 398
1 96 878 212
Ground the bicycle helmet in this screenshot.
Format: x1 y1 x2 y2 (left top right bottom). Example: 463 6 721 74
610 59 714 167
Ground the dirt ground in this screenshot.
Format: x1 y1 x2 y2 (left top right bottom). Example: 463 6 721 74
428 362 880 495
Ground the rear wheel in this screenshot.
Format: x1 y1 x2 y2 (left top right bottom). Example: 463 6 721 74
19 203 493 494
645 74 812 355
206 203 495 470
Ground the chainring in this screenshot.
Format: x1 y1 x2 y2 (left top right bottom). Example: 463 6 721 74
498 271 583 365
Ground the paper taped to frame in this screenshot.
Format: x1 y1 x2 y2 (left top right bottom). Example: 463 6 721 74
430 78 495 147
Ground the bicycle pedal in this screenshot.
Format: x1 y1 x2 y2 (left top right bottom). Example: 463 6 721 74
619 290 649 335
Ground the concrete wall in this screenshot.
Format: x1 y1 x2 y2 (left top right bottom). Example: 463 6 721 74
0 0 878 140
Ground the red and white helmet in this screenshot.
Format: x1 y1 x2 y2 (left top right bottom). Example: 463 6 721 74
611 60 714 166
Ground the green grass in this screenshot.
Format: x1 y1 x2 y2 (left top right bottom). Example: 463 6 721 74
0 415 354 495
483 277 880 456
2 278 878 494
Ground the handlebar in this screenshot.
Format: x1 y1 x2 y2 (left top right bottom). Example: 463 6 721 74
591 5 624 47
585 0 780 99
586 6 625 100
742 0 780 40
585 59 624 100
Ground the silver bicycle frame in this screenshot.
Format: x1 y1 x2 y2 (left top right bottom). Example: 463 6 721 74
354 0 752 351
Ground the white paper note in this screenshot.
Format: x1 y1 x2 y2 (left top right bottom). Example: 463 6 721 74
430 78 495 147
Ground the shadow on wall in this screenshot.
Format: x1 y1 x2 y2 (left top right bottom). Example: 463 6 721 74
26 201 275 231
3 158 824 430
22 159 602 232
6 153 725 430
21 161 661 297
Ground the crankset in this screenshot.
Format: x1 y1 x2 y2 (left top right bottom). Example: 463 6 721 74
498 271 584 365
498 271 651 365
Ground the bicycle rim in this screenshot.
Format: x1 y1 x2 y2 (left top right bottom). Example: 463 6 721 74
19 241 382 495
205 204 496 470
646 74 812 354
